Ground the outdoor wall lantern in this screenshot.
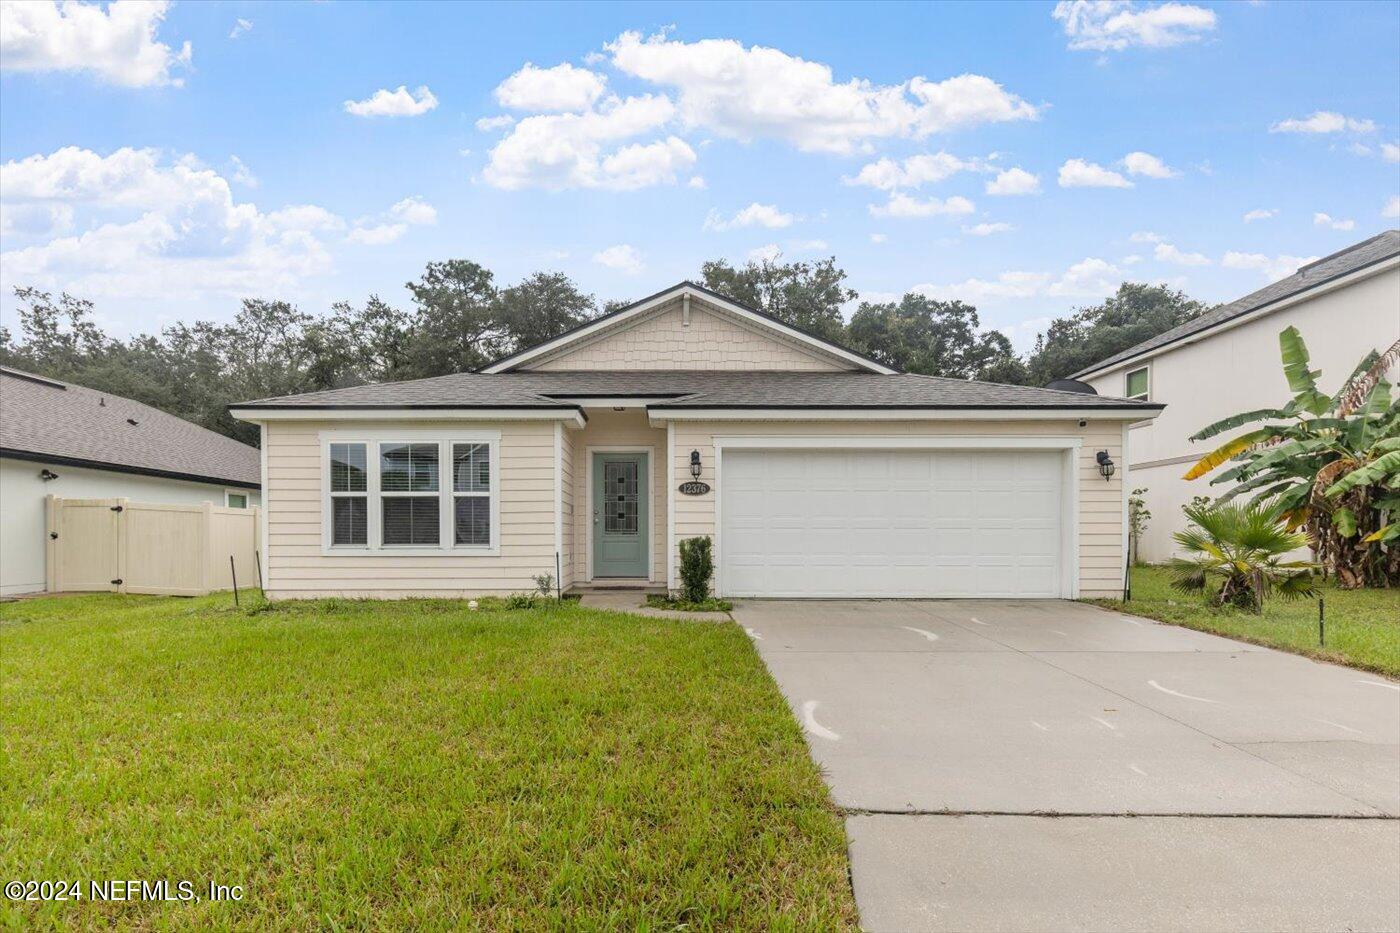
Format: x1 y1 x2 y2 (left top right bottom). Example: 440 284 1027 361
690 449 703 479
1095 450 1116 481
39 468 59 481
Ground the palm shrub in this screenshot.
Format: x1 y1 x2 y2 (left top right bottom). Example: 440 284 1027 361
1168 499 1316 611
1184 328 1399 588
678 536 714 603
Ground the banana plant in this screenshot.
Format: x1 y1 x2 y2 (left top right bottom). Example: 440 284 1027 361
1183 327 1400 588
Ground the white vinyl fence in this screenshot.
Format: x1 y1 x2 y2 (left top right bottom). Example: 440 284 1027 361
45 496 260 596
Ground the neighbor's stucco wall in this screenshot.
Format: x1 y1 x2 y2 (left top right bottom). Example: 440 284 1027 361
1085 264 1400 561
568 409 667 584
526 297 852 372
261 419 560 598
0 456 259 596
669 419 1127 599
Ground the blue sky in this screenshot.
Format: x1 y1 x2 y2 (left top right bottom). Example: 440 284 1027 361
2 0 1397 350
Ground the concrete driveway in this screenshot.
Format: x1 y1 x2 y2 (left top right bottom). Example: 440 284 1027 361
735 599 1400 932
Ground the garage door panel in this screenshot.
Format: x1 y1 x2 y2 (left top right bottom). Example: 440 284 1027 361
720 447 1066 598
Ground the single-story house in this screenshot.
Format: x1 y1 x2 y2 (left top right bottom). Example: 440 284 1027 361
1074 229 1399 562
231 282 1162 601
0 367 262 596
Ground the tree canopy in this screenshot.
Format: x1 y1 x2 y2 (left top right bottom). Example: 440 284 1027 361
1 255 1208 446
1024 282 1209 385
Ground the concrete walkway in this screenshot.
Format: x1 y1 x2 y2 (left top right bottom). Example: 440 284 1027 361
735 599 1400 932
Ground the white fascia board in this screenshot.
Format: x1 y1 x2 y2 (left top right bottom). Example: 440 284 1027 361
711 434 1082 450
230 407 586 428
1075 254 1400 381
481 284 896 375
649 407 1160 426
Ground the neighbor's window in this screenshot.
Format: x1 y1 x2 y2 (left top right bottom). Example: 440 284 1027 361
453 442 491 546
1125 366 1150 401
380 442 440 546
329 442 368 546
225 491 249 509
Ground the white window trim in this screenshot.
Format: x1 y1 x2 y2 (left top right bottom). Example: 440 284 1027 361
319 429 501 557
224 489 250 508
1125 365 1150 402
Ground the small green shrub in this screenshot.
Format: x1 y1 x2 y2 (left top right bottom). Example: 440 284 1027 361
532 573 556 598
678 536 714 603
645 594 733 612
502 593 538 610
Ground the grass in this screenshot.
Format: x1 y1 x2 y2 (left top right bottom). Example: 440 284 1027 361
645 594 734 613
1087 565 1400 677
0 593 857 930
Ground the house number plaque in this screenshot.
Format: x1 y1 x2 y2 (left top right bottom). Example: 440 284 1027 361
677 481 711 496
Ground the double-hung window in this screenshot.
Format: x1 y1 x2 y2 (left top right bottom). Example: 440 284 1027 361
380 442 440 546
323 433 498 552
329 443 368 545
453 443 492 546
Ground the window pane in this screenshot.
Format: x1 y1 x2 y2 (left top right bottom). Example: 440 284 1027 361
454 496 491 546
381 443 438 492
330 443 367 492
604 460 639 534
382 496 440 545
227 493 248 509
332 496 367 545
453 443 490 493
1126 369 1149 398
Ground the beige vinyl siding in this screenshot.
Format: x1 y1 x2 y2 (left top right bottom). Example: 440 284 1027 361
525 297 852 372
568 410 667 583
264 419 562 598
671 419 1125 599
559 424 576 590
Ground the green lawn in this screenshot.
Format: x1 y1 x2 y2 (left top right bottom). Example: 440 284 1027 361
1088 565 1400 677
0 594 857 930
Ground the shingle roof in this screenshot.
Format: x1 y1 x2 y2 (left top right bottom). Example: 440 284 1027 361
234 370 1161 412
1072 229 1400 379
1 368 260 487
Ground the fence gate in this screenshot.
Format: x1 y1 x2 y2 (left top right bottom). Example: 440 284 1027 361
49 498 123 591
46 496 259 596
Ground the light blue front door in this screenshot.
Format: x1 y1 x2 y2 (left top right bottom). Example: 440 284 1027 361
593 452 648 578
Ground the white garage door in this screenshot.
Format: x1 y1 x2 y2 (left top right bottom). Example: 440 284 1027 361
720 447 1066 598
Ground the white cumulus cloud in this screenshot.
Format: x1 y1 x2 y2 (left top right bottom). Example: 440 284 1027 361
985 167 1040 196
593 244 644 274
1270 111 1375 134
704 202 795 231
1222 251 1315 282
482 94 689 190
869 193 975 218
1122 151 1178 178
1242 208 1276 222
388 196 437 226
912 257 1121 305
0 146 343 301
343 85 438 118
844 152 990 190
1052 0 1217 51
963 222 1013 236
1058 158 1132 188
748 243 782 263
1154 242 1210 265
1313 212 1355 231
475 115 515 132
0 0 192 87
228 18 252 40
604 30 1038 155
1382 143 1400 163
493 62 607 112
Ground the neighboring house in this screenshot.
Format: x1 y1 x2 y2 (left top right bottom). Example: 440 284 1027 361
0 367 262 596
231 282 1159 601
1074 229 1400 563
